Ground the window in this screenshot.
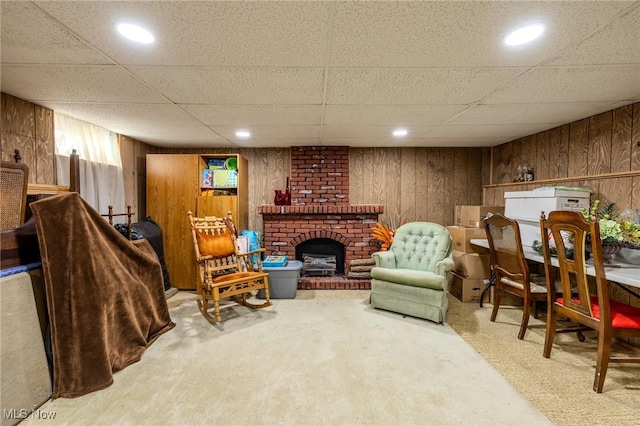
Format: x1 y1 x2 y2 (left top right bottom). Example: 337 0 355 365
54 113 125 219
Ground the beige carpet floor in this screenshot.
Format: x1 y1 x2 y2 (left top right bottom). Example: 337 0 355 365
21 290 551 426
446 295 640 425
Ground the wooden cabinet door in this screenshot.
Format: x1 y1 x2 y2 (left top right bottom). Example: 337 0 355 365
196 195 237 219
147 154 201 290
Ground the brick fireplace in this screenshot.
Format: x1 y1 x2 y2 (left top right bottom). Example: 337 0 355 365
258 146 383 290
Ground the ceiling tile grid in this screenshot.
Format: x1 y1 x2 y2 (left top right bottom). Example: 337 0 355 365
1 1 638 147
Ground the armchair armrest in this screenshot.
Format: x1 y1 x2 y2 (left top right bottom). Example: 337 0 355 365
435 255 454 277
372 250 396 269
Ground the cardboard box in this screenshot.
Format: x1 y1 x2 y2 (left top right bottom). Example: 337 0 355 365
452 250 491 279
446 226 489 253
455 205 505 228
448 271 487 303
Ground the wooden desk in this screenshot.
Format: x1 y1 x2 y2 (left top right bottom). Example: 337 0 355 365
470 238 640 289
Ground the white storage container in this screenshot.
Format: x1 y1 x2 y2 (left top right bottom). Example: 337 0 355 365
504 188 591 247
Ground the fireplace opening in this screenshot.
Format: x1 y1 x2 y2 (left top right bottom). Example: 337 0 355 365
295 238 345 275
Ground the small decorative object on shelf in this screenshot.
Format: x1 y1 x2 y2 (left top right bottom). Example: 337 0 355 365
513 164 534 182
274 190 286 205
273 177 291 205
524 165 534 182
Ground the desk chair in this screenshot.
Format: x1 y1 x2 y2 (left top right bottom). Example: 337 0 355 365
540 210 640 393
188 211 271 324
485 213 552 340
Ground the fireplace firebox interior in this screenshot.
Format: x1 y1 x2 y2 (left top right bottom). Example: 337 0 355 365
296 238 345 275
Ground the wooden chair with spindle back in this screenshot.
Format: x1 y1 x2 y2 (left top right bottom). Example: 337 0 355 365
484 213 556 340
188 211 271 324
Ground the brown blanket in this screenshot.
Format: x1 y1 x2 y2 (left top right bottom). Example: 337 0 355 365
30 192 175 398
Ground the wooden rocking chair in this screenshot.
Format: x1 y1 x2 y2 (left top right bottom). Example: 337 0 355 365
188 211 271 324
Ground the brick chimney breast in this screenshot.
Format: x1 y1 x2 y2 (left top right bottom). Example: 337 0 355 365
258 146 384 289
290 146 349 206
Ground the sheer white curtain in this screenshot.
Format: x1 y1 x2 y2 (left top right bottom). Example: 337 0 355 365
54 113 125 219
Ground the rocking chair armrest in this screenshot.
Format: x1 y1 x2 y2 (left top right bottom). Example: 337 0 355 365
243 247 266 256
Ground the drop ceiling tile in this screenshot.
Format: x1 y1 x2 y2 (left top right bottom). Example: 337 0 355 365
323 105 467 126
326 68 525 105
547 5 640 66
1 65 169 103
231 137 320 148
486 65 640 104
128 67 325 104
208 125 321 142
134 127 232 148
35 1 330 67
37 102 205 134
449 102 618 126
330 1 631 68
403 137 508 148
0 2 111 65
182 105 323 126
320 137 414 148
429 123 554 140
322 125 436 139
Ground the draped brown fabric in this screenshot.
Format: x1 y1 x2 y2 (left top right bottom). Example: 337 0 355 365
30 192 175 398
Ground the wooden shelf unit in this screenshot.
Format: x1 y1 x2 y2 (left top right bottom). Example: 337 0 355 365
146 153 248 290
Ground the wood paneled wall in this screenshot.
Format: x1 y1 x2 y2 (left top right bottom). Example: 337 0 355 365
1 93 55 184
1 92 157 216
156 146 488 231
486 102 640 212
118 135 159 218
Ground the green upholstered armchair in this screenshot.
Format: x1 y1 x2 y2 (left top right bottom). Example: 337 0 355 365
370 222 454 324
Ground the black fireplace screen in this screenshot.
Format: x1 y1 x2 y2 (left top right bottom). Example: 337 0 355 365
295 237 345 275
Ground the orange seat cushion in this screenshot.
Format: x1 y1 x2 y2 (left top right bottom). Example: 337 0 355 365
212 271 264 284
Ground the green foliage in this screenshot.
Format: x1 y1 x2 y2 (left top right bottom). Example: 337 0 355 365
581 200 640 247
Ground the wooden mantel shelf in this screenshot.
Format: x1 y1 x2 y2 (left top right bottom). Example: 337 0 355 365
258 204 384 215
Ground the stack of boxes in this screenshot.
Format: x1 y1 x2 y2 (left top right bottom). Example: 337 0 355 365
446 206 503 303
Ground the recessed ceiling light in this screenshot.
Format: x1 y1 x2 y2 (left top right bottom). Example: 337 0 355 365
116 23 155 44
504 24 544 46
393 129 408 137
235 130 251 138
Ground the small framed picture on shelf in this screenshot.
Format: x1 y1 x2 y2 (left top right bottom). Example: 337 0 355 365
202 169 214 188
